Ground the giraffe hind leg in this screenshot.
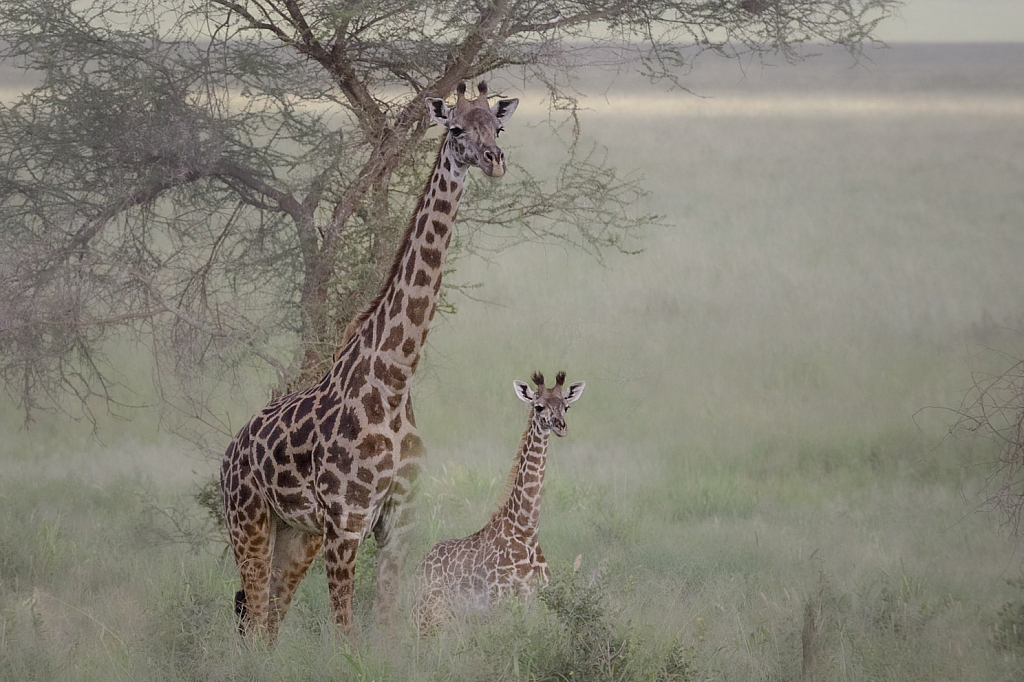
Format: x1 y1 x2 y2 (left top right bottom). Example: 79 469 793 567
223 493 274 641
322 513 367 637
234 530 273 640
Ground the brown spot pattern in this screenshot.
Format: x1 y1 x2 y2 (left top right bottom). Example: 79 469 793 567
380 325 404 352
413 270 431 287
406 296 430 325
361 390 385 425
420 247 441 270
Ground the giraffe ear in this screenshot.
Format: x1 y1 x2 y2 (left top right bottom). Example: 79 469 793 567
513 380 535 403
426 98 450 125
563 381 585 404
491 98 518 124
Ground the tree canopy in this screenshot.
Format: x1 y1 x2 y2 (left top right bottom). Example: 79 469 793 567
0 0 898 438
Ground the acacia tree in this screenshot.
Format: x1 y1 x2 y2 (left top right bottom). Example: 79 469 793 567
0 0 897 441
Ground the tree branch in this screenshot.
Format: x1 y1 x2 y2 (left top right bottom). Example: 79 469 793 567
209 0 294 43
213 159 305 222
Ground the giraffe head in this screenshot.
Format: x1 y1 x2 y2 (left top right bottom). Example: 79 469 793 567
513 371 585 437
425 81 518 177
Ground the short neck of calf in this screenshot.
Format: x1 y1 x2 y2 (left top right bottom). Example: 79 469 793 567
493 413 550 542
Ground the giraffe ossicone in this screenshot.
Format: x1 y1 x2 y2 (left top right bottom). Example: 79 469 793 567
416 371 586 632
220 81 518 640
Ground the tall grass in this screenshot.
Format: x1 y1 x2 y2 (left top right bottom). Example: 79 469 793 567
3 44 1024 680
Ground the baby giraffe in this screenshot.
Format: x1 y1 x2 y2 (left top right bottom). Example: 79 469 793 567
416 371 585 631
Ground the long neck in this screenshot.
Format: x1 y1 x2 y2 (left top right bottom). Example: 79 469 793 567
492 413 550 541
344 136 466 386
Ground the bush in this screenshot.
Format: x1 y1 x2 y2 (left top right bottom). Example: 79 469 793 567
995 578 1024 652
534 563 706 682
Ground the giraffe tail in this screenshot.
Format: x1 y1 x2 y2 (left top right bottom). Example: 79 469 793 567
234 589 247 636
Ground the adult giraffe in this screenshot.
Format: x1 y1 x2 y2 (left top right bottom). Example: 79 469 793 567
220 82 518 640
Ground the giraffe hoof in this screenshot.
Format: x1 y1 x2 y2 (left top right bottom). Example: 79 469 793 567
234 589 248 636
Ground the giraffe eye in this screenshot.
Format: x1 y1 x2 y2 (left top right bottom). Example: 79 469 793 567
534 405 543 412
450 126 463 137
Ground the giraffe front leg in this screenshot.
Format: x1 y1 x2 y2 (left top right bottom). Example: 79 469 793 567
372 497 416 625
268 522 323 640
373 433 424 624
323 515 365 638
535 544 551 584
371 502 401 625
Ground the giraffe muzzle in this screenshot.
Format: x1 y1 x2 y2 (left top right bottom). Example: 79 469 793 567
481 148 506 178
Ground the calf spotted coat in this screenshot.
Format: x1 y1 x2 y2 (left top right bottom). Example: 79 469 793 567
416 372 585 630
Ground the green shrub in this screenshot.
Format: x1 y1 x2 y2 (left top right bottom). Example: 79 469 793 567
535 564 707 682
864 561 938 639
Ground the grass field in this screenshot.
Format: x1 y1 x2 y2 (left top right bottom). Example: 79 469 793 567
3 44 1024 680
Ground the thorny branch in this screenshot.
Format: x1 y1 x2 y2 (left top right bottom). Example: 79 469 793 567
948 346 1024 537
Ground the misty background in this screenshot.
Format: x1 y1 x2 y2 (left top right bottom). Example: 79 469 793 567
3 1 1024 679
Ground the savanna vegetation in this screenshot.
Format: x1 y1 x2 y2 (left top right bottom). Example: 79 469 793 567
3 32 1024 682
